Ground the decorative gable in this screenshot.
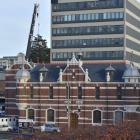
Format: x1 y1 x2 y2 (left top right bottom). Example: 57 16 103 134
58 53 90 82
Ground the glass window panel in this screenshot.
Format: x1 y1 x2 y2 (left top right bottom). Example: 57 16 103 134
79 14 83 20
95 13 99 20
119 12 124 18
87 14 91 20
93 110 101 123
63 52 67 58
83 14 87 20
68 15 72 21
115 111 123 124
47 109 54 122
64 15 68 21
72 15 75 21
103 13 107 19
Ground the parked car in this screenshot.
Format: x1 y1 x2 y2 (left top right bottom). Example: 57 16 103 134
41 123 61 133
0 125 13 132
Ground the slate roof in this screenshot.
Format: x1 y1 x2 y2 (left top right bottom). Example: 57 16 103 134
30 63 130 82
30 64 66 82
123 64 140 78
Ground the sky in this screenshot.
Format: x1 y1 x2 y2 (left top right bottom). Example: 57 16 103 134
0 0 140 58
0 0 51 57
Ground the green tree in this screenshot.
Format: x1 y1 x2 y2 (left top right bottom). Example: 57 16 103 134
29 35 50 63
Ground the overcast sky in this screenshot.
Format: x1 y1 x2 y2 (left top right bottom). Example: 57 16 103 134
0 0 140 57
0 0 50 57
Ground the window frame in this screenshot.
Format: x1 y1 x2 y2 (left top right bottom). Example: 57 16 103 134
92 109 102 126
114 110 124 125
26 108 35 121
46 108 56 123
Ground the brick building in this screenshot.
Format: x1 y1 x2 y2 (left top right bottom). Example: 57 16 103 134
5 54 140 129
0 65 5 114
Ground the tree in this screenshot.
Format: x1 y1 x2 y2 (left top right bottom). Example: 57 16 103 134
29 35 50 63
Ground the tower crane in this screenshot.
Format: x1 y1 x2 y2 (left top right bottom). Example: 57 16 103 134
26 3 39 60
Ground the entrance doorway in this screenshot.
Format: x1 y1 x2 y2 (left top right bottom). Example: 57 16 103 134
69 112 79 129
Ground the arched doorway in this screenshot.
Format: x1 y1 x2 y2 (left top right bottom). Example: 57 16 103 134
69 112 79 129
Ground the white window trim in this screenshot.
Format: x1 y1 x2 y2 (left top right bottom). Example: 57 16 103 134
92 109 102 126
113 109 124 125
26 107 36 122
46 108 56 124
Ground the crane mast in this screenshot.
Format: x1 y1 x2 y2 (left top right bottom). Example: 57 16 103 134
26 3 39 60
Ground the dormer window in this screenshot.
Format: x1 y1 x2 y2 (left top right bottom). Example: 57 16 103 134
105 64 115 82
39 65 48 82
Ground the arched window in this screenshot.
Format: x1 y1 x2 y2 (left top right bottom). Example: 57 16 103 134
28 109 35 120
47 109 55 122
115 110 123 124
93 110 101 124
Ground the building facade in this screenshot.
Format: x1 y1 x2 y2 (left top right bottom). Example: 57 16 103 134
0 65 5 114
51 0 140 65
0 56 17 70
5 54 140 129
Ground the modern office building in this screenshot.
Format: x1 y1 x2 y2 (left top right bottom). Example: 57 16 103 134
51 0 140 64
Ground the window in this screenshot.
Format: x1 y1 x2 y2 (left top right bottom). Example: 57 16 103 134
78 86 82 99
116 86 122 100
49 85 53 99
115 111 123 124
52 0 124 12
64 15 68 21
47 109 55 122
93 110 102 124
27 109 35 120
30 84 33 98
95 86 100 99
52 12 124 24
16 87 18 95
66 85 71 99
